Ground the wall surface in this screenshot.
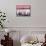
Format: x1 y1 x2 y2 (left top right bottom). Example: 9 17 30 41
0 0 46 27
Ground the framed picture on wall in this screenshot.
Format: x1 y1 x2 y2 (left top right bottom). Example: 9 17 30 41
16 5 31 16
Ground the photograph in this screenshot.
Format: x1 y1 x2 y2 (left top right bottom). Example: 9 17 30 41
16 5 31 16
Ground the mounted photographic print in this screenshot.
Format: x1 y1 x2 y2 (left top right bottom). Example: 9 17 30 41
16 5 31 16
